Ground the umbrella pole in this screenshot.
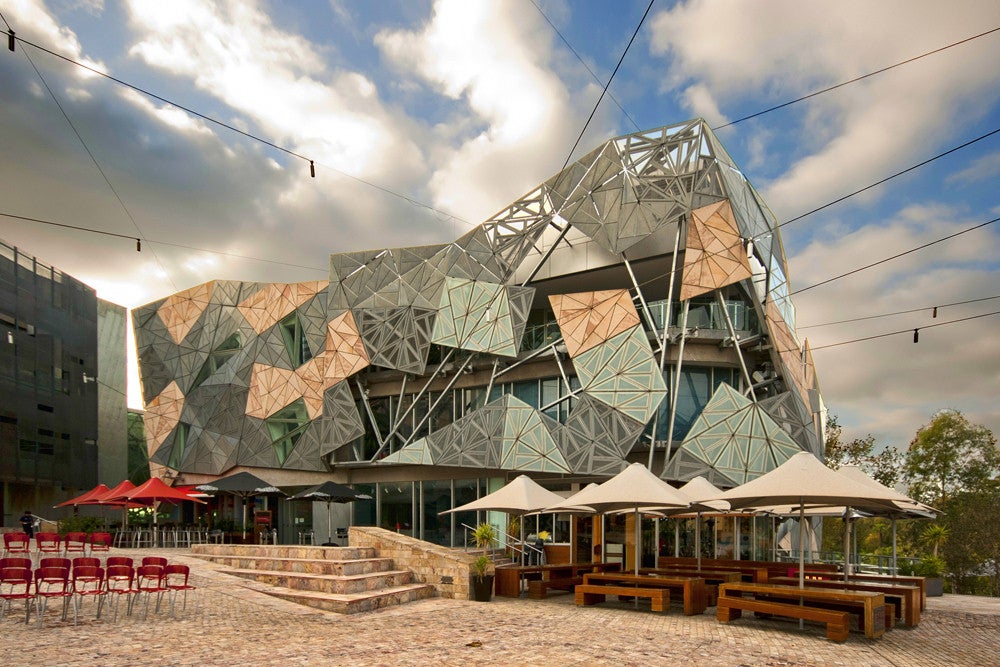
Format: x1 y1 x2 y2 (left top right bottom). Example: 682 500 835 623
798 505 805 630
242 501 247 541
696 512 702 569
328 500 333 545
891 518 898 575
843 508 852 582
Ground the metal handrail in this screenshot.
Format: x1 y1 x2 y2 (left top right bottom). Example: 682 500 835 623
460 522 545 565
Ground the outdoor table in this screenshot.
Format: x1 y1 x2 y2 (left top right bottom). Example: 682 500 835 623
770 576 920 627
580 572 708 615
718 582 888 638
791 570 927 611
494 561 621 598
640 567 742 605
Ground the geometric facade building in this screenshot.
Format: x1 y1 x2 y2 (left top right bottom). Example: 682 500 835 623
134 119 825 544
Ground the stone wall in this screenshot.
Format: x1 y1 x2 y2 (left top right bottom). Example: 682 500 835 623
349 526 477 600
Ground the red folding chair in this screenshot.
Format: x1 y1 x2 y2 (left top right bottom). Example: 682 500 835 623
34 566 72 627
2 533 31 559
0 557 32 571
163 564 197 616
89 532 113 557
35 533 62 560
71 565 106 624
105 564 137 622
72 557 101 571
106 556 134 569
63 532 88 556
135 564 167 619
141 556 168 569
39 557 71 572
0 566 35 624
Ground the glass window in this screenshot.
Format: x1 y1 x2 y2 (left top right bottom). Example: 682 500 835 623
673 366 711 440
278 312 312 368
512 379 538 408
168 422 190 469
266 399 309 465
419 479 452 546
380 482 414 536
193 332 242 388
540 378 559 421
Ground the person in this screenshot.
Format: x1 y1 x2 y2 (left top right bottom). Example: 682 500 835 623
19 509 35 538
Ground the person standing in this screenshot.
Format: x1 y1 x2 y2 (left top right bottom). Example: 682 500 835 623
19 509 35 538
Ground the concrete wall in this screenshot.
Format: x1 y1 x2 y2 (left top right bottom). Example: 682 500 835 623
350 525 479 600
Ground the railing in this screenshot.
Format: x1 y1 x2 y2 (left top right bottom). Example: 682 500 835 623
460 522 545 565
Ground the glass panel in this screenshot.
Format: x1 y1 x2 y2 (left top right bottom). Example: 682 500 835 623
167 422 189 469
673 366 711 440
419 479 452 546
380 482 413 536
512 379 538 408
279 312 312 367
352 483 376 527
265 398 309 465
540 378 559 420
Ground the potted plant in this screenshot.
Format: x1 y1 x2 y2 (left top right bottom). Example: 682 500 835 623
469 522 498 602
914 556 946 597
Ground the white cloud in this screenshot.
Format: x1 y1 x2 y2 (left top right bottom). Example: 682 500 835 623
946 149 1000 185
648 0 1000 217
124 0 424 181
375 0 596 222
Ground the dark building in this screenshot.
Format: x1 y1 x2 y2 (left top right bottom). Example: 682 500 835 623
1 238 124 526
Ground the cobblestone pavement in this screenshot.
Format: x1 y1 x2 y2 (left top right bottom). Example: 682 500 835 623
7 548 1000 666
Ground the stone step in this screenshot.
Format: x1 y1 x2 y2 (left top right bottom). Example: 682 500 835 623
259 582 435 615
221 567 415 594
189 553 396 576
190 544 375 560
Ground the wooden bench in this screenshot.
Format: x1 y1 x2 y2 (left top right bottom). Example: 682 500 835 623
584 573 707 615
641 568 742 606
717 595 851 642
771 576 920 627
719 582 888 639
527 576 581 599
576 584 670 613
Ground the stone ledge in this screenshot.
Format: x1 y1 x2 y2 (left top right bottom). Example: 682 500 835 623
349 526 478 600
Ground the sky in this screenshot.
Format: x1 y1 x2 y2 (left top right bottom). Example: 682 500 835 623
1 0 998 453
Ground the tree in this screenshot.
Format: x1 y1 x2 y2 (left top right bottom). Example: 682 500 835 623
824 415 903 487
903 410 1000 506
940 489 1000 596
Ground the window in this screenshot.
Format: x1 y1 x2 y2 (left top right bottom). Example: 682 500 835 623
266 399 310 465
279 312 313 368
192 332 242 387
168 422 190 469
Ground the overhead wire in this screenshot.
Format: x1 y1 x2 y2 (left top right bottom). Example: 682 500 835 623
807 310 1000 351
791 215 1000 295
712 26 1000 130
527 0 642 132
5 28 469 227
797 294 1000 329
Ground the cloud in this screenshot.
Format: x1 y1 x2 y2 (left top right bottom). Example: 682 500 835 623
375 0 603 222
790 203 1000 445
946 149 1000 185
648 0 1000 218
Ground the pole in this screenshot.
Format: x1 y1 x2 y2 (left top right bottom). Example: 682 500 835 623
891 518 898 575
328 499 333 545
843 508 852 582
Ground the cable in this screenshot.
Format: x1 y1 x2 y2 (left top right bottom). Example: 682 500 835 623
1 210 328 273
527 0 642 132
712 26 1000 130
778 128 1000 231
808 310 1000 351
6 31 468 225
559 0 655 171
791 215 999 295
797 294 1000 329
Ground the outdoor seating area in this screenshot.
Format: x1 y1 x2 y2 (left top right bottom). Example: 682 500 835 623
0 552 196 627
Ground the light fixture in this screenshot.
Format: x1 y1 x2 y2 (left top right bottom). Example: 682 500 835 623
5 331 12 344
7 29 14 53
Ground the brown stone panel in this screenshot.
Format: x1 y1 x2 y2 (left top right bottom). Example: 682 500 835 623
238 281 330 334
323 310 370 386
157 281 215 344
549 289 640 357
247 363 302 419
680 200 752 301
143 380 185 479
765 299 811 408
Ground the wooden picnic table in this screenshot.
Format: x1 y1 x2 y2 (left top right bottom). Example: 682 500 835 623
640 567 742 605
791 570 927 611
580 572 707 615
718 582 889 639
770 576 921 627
494 561 621 598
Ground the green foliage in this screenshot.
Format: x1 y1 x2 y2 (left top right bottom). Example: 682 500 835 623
57 515 103 535
824 415 903 487
904 410 1000 506
470 522 498 552
920 524 949 559
471 554 493 581
940 489 1000 596
913 556 946 578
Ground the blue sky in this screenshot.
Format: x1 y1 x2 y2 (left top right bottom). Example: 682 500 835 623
1 0 998 451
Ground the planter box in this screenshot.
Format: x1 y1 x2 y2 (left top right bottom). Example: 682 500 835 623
926 577 944 597
470 575 495 602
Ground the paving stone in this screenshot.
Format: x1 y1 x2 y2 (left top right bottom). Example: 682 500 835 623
5 547 999 666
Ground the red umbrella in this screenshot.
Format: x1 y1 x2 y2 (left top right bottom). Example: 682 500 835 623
99 480 138 506
54 483 112 508
122 478 207 505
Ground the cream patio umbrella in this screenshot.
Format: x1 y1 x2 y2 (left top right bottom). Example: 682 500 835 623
441 475 567 563
673 476 730 569
546 463 691 575
712 451 904 589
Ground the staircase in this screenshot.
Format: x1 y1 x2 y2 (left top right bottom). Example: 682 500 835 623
189 544 435 614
